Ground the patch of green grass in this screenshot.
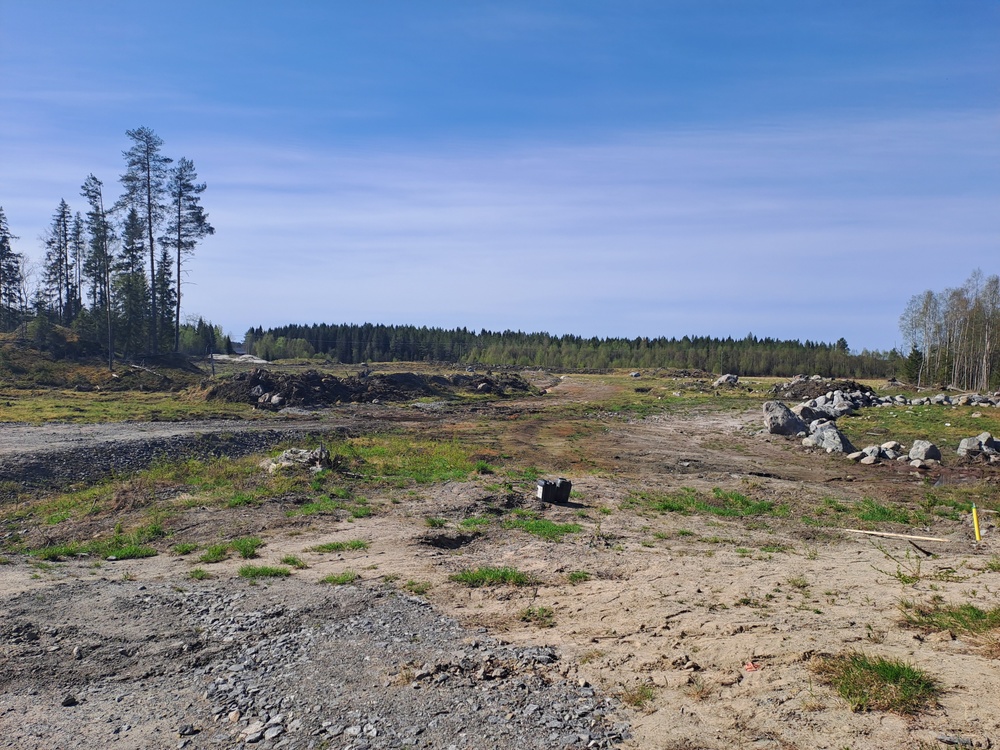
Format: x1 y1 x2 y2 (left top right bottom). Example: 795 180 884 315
630 486 788 519
310 539 369 553
403 579 431 595
280 555 308 569
321 570 360 585
503 517 582 542
567 570 591 584
473 460 495 475
226 492 257 508
231 536 264 559
459 516 491 531
985 556 1000 573
760 543 790 554
349 505 374 519
172 542 198 556
425 517 448 528
855 498 911 525
519 605 555 628
31 521 165 561
450 566 536 587
811 652 940 714
238 564 291 579
188 567 210 580
199 543 230 564
900 600 1000 636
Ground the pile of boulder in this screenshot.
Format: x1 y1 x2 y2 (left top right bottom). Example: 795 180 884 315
763 381 1000 467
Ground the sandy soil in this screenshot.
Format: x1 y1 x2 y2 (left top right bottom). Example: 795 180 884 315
2 375 999 750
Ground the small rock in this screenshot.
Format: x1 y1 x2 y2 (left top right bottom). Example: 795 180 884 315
61 695 78 707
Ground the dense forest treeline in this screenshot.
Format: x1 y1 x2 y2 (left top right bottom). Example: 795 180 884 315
244 323 900 378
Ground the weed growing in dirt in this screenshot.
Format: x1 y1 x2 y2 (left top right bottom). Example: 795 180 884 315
425 517 448 528
459 516 491 531
238 565 290 579
321 570 360 585
309 539 369 553
199 543 230 564
900 600 1000 637
450 566 535 587
172 542 198 556
620 683 656 709
519 605 555 627
986 556 1000 573
403 580 431 595
231 536 264 559
872 545 924 585
280 555 308 569
811 652 939 714
188 567 210 580
568 570 591 584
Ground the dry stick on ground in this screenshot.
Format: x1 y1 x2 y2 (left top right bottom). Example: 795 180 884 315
841 529 950 543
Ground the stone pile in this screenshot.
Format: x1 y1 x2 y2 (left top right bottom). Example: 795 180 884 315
763 381 1000 466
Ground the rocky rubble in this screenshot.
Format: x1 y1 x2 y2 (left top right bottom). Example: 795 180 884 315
764 378 1000 465
0 579 627 750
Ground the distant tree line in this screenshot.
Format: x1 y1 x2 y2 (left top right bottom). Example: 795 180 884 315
244 322 898 377
0 127 215 366
900 269 1000 391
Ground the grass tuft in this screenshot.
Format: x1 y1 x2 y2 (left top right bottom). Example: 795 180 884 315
450 566 535 587
321 570 360 585
310 539 369 553
811 652 939 714
238 564 291 579
231 536 264 559
519 605 556 627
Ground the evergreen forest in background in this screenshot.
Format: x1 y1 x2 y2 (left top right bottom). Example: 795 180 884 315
244 323 900 379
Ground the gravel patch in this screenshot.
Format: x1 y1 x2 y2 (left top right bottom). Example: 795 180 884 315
0 578 627 749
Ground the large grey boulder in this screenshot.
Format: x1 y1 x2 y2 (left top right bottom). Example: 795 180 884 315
802 422 856 453
908 440 941 461
957 432 998 458
763 401 807 436
713 373 739 387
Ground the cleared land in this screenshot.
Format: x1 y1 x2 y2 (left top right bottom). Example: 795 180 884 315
1 365 999 750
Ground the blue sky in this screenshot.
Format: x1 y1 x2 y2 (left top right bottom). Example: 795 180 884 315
1 1 997 351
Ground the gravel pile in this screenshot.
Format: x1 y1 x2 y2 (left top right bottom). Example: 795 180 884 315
0 578 627 750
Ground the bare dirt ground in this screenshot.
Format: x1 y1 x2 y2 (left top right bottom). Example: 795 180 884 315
2 374 999 750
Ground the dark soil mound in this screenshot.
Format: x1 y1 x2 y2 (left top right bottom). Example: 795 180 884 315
207 368 535 409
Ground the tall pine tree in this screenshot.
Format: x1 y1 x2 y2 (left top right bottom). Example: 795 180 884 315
81 174 116 369
119 127 171 354
164 157 214 352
